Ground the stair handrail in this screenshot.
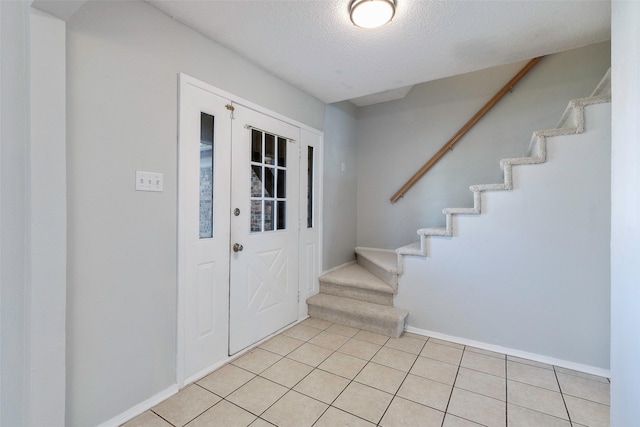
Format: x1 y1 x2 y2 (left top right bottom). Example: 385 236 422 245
390 56 543 203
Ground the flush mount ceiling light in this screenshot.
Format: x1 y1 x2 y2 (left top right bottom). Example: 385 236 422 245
350 0 396 29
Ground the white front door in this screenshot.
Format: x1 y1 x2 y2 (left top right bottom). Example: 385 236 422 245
178 76 304 381
178 79 232 382
229 105 300 354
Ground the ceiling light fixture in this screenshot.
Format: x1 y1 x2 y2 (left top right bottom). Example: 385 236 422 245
350 0 396 29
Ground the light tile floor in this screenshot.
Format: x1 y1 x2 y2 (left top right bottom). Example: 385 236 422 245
123 318 610 427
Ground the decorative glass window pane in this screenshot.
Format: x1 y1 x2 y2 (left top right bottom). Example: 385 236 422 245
277 201 286 230
307 146 314 228
265 134 275 165
264 167 275 197
251 165 262 198
251 200 262 232
277 137 287 166
277 170 286 198
199 112 214 239
264 200 274 231
251 129 262 163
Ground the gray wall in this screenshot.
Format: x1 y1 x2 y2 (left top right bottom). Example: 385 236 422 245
0 2 29 425
322 101 358 270
356 42 611 249
611 2 640 424
66 2 324 426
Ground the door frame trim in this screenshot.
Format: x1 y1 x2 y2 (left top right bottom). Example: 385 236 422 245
176 73 323 387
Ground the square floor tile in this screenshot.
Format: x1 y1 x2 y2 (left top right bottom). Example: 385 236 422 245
397 373 452 411
260 357 313 388
283 324 323 341
427 337 465 349
262 390 328 427
152 385 220 427
371 346 418 372
564 394 610 427
231 348 282 374
507 380 568 419
464 346 504 359
507 360 559 391
410 356 459 385
353 330 390 345
301 317 332 330
197 364 255 397
556 372 610 405
354 362 406 394
455 367 505 401
384 335 426 355
248 419 273 427
326 323 360 337
555 366 609 383
226 376 288 416
380 396 444 427
508 355 553 370
420 341 464 365
309 331 351 350
333 381 393 424
318 351 367 379
460 351 505 377
442 414 484 426
338 337 382 360
293 369 347 405
507 403 571 427
186 400 257 427
401 331 428 341
122 410 173 427
447 388 505 427
259 334 305 356
286 342 333 367
313 407 375 427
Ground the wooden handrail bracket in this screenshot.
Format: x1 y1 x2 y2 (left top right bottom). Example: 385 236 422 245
390 57 543 203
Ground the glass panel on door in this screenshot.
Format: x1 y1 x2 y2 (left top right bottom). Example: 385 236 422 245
199 112 214 239
249 128 287 233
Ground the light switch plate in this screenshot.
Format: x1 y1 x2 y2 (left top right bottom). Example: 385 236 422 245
136 171 163 192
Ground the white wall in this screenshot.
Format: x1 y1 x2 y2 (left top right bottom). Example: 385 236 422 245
65 2 324 426
322 101 358 270
0 2 30 425
29 9 67 426
610 1 640 425
356 42 611 249
396 102 611 370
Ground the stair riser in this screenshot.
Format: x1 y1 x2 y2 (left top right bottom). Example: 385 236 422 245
307 304 406 338
356 256 398 289
319 282 393 306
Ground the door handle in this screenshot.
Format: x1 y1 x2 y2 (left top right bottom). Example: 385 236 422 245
233 243 244 253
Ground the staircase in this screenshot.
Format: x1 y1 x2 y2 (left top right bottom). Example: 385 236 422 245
306 248 408 338
307 68 611 338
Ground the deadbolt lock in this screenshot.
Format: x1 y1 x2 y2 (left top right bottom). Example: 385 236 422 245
234 208 240 216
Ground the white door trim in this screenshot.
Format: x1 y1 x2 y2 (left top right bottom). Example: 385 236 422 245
176 73 323 387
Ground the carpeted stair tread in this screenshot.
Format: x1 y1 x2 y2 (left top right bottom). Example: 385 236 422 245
355 247 398 274
320 263 394 294
306 293 408 338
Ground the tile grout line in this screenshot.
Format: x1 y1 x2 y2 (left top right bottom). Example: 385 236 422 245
553 365 573 425
440 342 465 427
504 353 508 427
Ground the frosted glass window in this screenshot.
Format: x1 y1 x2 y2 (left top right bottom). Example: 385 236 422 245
307 146 314 228
199 112 214 238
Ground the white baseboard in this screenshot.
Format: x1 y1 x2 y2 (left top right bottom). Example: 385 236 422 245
405 325 610 379
320 260 356 276
97 384 179 427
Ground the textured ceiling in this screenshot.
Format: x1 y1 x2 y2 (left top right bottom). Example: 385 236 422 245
147 0 611 105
